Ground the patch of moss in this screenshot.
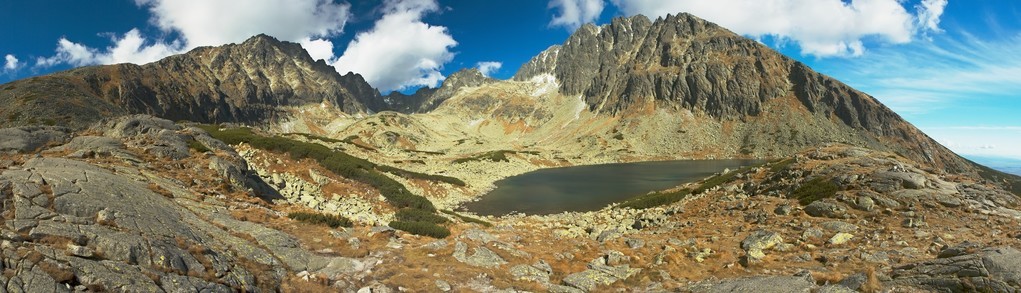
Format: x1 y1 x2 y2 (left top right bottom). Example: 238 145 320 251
690 163 763 194
338 135 374 150
377 165 466 186
395 208 449 224
618 189 691 210
406 149 444 155
769 158 796 173
441 210 492 227
288 133 344 144
389 221 450 238
452 150 516 164
187 139 211 153
287 212 352 228
341 135 359 143
793 177 840 205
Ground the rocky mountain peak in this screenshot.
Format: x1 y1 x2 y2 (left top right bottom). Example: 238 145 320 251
512 45 561 80
505 13 970 172
443 68 495 89
0 34 372 129
364 68 497 114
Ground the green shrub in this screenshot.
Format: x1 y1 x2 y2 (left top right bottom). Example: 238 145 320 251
769 158 795 173
440 210 492 227
389 221 450 238
407 149 444 155
452 150 515 164
792 177 840 205
198 125 436 211
287 133 344 144
693 163 762 194
341 135 359 143
287 212 353 228
396 208 449 224
618 189 691 210
187 139 211 153
377 165 466 186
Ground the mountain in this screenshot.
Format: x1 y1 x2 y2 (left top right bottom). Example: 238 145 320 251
0 34 370 129
366 68 497 113
0 14 987 176
506 13 967 172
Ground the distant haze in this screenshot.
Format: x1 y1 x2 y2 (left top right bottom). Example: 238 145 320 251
965 155 1021 176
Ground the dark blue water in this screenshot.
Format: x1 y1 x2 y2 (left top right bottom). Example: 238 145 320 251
463 159 761 216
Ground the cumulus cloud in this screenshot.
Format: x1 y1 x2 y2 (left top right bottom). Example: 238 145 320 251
38 0 350 68
36 29 183 67
608 0 950 57
3 54 20 72
332 0 457 93
476 61 502 77
300 38 338 62
549 0 605 30
135 0 350 48
916 0 948 33
36 39 100 67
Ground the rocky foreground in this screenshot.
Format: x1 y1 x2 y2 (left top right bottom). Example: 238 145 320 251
0 115 1019 292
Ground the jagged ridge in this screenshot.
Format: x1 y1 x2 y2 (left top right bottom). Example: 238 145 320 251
511 13 968 173
0 34 372 129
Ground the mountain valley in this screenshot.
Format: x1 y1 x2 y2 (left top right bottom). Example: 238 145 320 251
0 13 1019 292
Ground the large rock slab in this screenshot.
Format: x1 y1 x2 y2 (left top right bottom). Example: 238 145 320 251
804 199 849 218
0 126 71 153
887 246 1021 292
687 275 816 293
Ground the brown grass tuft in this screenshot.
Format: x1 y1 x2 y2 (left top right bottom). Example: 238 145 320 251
148 182 174 198
860 267 883 293
810 270 844 285
37 260 75 283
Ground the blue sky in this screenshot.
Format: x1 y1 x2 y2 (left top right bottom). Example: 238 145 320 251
1 0 1019 160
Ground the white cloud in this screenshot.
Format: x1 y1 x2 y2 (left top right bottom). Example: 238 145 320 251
476 61 502 77
332 0 457 93
38 0 349 69
549 0 605 30
36 38 100 67
3 54 20 71
609 0 949 57
817 31 1021 115
300 38 337 62
36 29 183 67
916 0 948 33
100 29 183 64
135 0 349 48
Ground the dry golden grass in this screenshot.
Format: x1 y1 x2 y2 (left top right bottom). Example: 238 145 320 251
861 267 883 293
148 182 175 198
38 260 75 283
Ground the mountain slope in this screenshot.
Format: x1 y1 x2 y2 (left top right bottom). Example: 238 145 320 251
0 34 369 129
500 13 968 172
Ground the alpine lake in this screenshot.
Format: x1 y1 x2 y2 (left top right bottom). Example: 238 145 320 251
463 159 762 216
